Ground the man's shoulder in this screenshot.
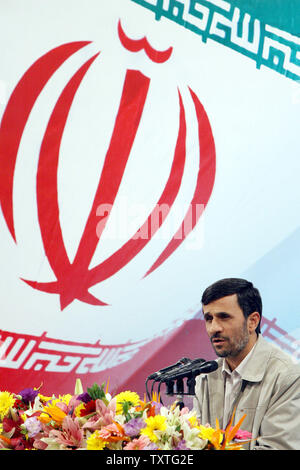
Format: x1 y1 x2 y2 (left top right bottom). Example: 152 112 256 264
258 336 300 377
260 335 295 361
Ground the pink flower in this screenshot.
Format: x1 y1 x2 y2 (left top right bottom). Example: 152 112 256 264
230 428 252 441
49 416 84 449
33 439 48 450
96 397 116 422
33 422 52 450
55 401 69 414
98 422 122 440
123 435 151 450
68 395 84 413
83 398 116 431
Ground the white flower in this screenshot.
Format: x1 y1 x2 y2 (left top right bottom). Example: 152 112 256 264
113 413 126 425
180 421 206 450
24 416 42 438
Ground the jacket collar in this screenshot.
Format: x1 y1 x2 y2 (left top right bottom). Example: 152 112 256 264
238 334 271 383
209 334 270 383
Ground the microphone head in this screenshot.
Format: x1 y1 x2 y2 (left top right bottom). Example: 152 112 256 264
197 360 218 374
180 357 191 364
147 357 191 380
161 358 206 381
163 359 218 381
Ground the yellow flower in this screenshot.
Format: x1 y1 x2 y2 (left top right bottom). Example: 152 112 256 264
0 391 15 420
86 430 107 450
114 391 140 414
38 393 53 403
58 394 72 405
198 424 221 442
188 415 199 428
74 403 85 417
141 415 167 443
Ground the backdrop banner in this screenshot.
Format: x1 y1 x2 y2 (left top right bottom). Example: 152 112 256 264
0 0 299 397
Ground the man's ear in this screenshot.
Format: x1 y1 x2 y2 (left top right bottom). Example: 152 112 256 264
248 311 260 333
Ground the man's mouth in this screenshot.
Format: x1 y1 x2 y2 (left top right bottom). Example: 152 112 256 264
212 337 226 345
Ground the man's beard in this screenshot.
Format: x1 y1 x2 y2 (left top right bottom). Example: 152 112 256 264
211 321 249 358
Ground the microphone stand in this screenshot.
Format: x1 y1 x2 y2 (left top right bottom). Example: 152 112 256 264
145 357 191 401
155 361 218 407
160 372 197 408
156 373 195 407
174 377 185 410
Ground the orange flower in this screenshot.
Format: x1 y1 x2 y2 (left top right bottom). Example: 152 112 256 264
210 408 248 450
135 392 161 417
146 404 157 418
0 434 11 446
38 403 67 425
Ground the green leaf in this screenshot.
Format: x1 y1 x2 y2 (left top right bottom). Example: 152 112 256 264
122 401 130 415
87 382 108 403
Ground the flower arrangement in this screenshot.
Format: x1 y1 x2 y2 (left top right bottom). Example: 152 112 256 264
0 380 251 450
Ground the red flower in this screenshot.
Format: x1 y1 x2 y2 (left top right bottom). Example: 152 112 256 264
79 400 96 417
2 416 24 438
13 399 28 411
10 437 26 450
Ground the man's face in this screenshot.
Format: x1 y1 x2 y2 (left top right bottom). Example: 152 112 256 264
202 294 251 360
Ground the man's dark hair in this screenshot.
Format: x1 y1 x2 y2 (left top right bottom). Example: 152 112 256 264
201 278 262 334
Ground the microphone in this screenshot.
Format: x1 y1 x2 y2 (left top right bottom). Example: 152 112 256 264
162 360 218 381
146 357 191 380
159 358 206 381
195 360 218 374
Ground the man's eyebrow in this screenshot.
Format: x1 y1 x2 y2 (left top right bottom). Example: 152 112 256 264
203 311 230 317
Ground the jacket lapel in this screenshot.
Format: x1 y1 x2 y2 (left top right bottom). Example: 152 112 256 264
207 362 225 427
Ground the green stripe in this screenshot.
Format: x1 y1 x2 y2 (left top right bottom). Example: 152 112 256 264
131 0 300 82
230 0 300 38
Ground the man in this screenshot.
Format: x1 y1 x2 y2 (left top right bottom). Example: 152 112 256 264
193 278 300 450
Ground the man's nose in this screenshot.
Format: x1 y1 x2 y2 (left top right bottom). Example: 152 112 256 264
208 318 223 336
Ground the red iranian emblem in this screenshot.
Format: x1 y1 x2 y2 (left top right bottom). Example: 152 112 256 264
0 22 216 310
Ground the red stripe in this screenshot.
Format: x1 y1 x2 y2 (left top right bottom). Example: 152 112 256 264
25 69 150 309
87 89 187 285
144 87 216 276
37 53 100 278
72 69 150 273
0 41 91 241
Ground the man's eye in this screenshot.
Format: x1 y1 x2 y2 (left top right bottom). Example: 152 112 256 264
220 313 230 319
